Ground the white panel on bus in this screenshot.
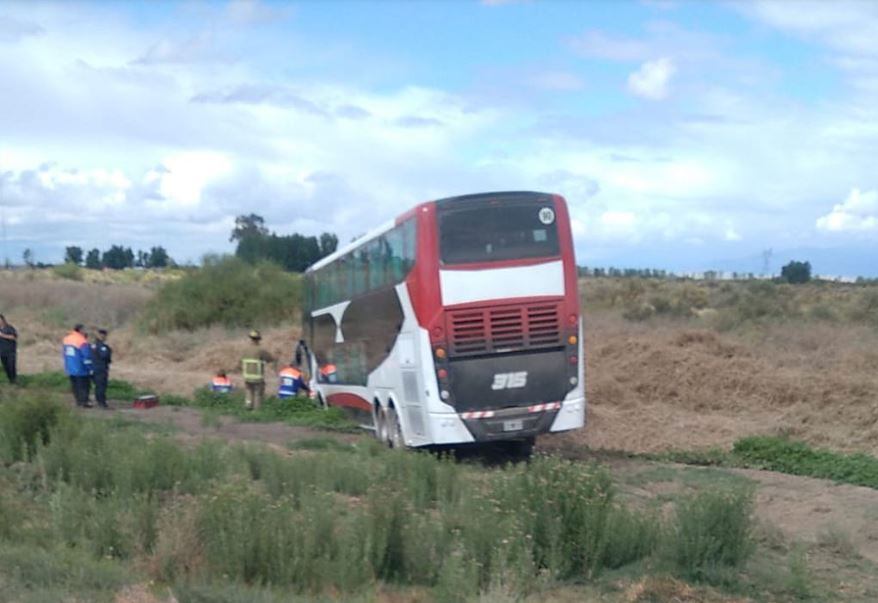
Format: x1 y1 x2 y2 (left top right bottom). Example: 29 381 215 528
439 260 565 306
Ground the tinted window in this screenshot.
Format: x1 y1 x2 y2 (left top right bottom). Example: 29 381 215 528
439 202 560 264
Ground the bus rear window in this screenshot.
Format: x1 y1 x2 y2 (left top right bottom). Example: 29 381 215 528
439 202 560 264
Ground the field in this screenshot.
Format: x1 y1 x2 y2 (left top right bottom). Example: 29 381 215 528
2 267 878 602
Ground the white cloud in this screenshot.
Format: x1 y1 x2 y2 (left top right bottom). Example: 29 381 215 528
627 57 676 99
816 188 878 232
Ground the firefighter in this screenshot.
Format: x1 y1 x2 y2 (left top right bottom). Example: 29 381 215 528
62 324 92 407
91 329 112 409
278 364 308 398
211 370 233 393
241 330 275 410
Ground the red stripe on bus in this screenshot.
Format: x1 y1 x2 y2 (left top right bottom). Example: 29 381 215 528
327 392 373 412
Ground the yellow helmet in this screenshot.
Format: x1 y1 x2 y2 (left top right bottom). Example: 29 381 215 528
248 329 261 341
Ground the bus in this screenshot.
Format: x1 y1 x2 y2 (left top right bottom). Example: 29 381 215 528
302 191 585 451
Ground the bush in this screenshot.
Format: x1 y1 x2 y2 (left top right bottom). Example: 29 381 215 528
669 486 755 582
139 255 301 333
52 262 83 281
0 396 68 462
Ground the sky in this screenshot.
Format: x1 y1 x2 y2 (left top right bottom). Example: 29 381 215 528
1 0 878 276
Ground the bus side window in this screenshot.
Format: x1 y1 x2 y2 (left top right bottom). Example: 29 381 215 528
386 227 405 283
402 218 416 273
368 238 383 290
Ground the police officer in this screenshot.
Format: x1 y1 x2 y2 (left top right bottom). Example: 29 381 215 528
62 324 92 407
0 314 17 385
91 329 112 409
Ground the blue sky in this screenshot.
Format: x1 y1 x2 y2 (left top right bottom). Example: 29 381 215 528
1 0 878 276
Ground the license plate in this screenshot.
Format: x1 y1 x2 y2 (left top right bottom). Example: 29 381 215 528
503 419 523 432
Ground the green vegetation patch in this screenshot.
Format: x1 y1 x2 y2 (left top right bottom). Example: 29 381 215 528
732 436 878 489
0 393 762 600
176 387 356 431
18 371 146 400
139 255 301 333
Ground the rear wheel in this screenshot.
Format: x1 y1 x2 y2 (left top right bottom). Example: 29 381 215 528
375 404 387 442
386 406 404 449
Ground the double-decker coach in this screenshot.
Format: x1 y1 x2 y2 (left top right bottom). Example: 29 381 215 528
303 191 585 452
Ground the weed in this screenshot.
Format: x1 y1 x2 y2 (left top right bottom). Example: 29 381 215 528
668 485 755 583
0 396 68 462
786 545 813 600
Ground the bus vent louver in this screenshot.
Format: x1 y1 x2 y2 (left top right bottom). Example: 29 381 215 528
447 303 561 356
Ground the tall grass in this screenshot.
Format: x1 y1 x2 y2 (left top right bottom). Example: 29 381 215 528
0 394 757 599
670 486 755 583
139 255 301 333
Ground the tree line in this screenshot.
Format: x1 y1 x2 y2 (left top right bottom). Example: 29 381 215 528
64 245 173 270
231 214 338 272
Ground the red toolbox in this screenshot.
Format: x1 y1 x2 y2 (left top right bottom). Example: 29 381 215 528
133 394 159 409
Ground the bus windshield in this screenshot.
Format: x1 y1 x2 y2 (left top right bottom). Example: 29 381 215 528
438 201 560 265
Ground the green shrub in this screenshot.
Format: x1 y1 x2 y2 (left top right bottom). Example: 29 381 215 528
52 262 83 281
139 255 301 333
669 485 755 582
0 396 68 462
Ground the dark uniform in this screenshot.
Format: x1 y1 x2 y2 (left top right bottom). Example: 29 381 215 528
91 332 112 408
0 317 16 384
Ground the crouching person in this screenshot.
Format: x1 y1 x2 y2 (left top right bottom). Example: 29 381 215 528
211 370 232 393
278 364 308 399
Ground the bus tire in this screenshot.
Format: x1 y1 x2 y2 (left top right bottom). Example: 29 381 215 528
386 405 404 449
374 403 387 442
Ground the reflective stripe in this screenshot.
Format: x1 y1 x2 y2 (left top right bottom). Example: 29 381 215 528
242 358 264 381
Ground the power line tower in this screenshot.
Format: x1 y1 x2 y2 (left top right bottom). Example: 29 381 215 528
761 248 773 277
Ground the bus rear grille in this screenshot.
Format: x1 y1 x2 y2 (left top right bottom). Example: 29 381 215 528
447 303 561 356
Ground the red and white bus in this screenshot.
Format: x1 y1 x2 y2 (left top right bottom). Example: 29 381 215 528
303 191 585 450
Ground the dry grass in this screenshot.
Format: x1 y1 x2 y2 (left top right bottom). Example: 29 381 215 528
8 272 878 458
0 271 153 330
567 309 878 455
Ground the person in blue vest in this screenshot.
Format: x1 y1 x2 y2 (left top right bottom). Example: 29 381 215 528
278 364 308 398
211 370 233 393
62 324 93 407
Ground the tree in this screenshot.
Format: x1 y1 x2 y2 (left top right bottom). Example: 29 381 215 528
85 248 101 269
230 214 268 243
64 246 83 265
148 246 170 268
22 248 34 267
102 245 135 270
781 260 811 284
319 232 338 257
